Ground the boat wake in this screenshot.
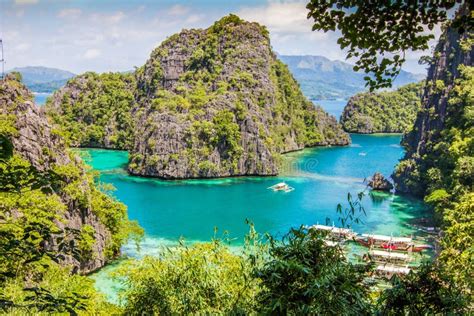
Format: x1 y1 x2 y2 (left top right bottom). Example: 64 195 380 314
287 171 365 185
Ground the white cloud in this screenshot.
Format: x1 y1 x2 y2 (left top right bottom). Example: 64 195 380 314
14 43 31 52
185 14 204 24
83 48 101 59
169 4 189 16
238 2 312 33
90 11 126 24
237 1 344 62
14 0 38 4
107 11 125 24
58 8 82 19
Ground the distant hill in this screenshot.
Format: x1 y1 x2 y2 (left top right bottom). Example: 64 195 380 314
279 55 425 100
8 66 76 93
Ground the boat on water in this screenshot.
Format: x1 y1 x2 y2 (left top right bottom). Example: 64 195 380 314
355 234 432 252
309 224 356 239
359 234 413 246
268 182 294 193
368 250 411 264
375 264 411 278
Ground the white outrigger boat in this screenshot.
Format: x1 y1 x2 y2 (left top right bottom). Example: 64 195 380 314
375 264 411 278
355 234 431 252
368 250 411 264
268 182 294 193
308 224 356 239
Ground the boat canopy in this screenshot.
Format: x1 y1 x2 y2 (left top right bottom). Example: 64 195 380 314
376 265 411 274
361 234 412 243
310 224 353 235
370 250 409 260
268 182 295 192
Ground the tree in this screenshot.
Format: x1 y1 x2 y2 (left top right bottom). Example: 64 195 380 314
255 227 373 315
306 1 472 90
116 237 263 315
377 263 469 314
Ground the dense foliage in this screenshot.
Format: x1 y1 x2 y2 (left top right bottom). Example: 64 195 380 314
118 240 262 314
46 72 136 149
377 263 469 314
395 66 474 300
256 227 372 315
340 82 423 133
306 1 469 90
0 75 142 314
116 227 375 315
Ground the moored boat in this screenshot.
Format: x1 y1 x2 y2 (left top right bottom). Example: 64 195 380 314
268 182 294 193
368 250 411 264
309 224 356 239
355 234 432 253
375 264 411 278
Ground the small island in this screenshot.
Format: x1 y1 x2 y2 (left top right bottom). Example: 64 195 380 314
340 82 423 133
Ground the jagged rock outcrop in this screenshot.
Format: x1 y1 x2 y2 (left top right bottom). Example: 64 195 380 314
340 82 423 133
128 15 349 179
393 6 473 195
1 73 136 273
368 172 393 191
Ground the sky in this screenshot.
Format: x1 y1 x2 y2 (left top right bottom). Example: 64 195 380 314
1 0 439 75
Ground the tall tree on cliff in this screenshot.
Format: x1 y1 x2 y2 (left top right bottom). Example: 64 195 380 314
307 1 473 313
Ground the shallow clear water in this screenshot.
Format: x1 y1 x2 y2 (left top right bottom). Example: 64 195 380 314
85 134 430 301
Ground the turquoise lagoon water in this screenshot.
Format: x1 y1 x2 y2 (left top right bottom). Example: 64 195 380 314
87 134 430 300
83 134 427 253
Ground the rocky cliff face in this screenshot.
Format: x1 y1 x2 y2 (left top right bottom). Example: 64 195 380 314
393 7 473 195
1 73 135 273
368 172 393 191
129 15 349 179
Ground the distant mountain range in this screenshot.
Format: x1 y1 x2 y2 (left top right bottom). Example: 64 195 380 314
279 55 425 100
8 66 76 93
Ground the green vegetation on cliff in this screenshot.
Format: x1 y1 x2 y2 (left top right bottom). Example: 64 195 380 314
46 72 136 150
340 82 423 133
392 14 473 311
395 65 473 288
129 14 349 179
0 74 142 314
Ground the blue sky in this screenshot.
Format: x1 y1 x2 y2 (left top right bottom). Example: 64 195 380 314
2 0 436 74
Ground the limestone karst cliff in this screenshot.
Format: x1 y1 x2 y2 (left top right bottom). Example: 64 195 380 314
1 73 140 274
393 7 473 196
129 15 349 178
